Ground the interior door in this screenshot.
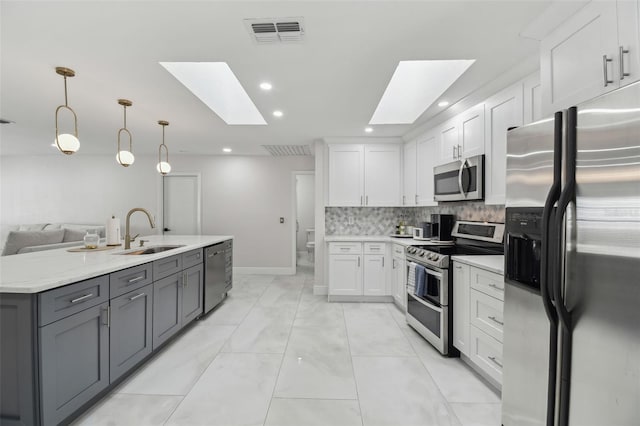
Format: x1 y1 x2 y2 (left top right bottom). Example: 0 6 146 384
163 174 200 235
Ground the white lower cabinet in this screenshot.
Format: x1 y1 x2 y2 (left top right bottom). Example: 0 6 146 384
452 260 505 388
363 255 385 296
328 253 363 297
392 244 407 309
328 242 390 300
452 262 470 356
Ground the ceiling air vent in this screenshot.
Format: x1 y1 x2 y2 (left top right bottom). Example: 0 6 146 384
262 145 313 156
245 17 305 44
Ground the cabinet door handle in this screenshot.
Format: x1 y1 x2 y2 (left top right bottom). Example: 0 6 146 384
127 276 144 284
382 257 385 267
488 315 504 326
129 293 145 301
183 272 188 288
102 306 111 328
488 356 503 368
453 145 457 159
70 293 94 304
603 55 614 86
392 259 396 269
458 144 462 158
455 265 462 269
358 256 360 267
415 194 418 205
488 283 504 291
366 195 369 205
403 195 406 205
620 46 630 80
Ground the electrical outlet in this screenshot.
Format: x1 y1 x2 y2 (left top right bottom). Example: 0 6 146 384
348 216 354 225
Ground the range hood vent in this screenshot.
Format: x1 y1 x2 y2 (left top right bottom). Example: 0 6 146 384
245 17 305 44
262 145 313 156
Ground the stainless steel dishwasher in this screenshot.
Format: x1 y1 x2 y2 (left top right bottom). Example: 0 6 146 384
204 239 232 314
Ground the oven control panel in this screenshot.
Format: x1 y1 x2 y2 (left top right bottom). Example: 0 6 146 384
406 246 447 268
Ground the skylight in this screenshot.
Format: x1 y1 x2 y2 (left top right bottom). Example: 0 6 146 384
160 62 267 125
369 60 475 125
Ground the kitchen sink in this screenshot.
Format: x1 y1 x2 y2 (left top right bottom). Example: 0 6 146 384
116 245 186 255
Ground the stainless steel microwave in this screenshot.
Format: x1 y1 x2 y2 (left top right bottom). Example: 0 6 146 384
433 154 484 202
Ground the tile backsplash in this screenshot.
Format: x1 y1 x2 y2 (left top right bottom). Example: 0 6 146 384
325 203 505 236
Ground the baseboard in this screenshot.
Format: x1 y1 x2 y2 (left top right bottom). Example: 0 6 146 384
233 266 295 275
313 285 328 295
327 295 394 303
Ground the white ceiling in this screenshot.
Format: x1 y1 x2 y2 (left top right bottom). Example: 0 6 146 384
0 0 550 156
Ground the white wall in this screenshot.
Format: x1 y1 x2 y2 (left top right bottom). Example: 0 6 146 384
0 154 314 270
295 174 315 253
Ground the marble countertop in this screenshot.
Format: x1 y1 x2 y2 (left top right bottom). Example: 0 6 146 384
324 235 437 246
0 235 233 294
451 255 504 275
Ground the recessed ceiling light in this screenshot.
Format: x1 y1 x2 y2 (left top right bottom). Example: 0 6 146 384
438 101 450 107
223 148 232 153
369 59 475 124
364 127 373 133
159 62 267 125
259 82 272 91
273 110 283 117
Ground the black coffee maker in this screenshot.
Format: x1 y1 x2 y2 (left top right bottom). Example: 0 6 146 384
430 214 455 241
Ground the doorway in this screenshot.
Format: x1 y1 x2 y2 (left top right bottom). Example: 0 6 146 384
293 172 315 271
162 173 201 235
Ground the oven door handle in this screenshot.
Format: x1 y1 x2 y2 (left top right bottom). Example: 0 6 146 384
458 158 469 198
407 292 443 312
423 267 443 280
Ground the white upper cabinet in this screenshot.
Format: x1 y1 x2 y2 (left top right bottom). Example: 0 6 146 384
402 141 417 206
617 0 640 88
416 134 438 206
364 145 402 206
328 143 401 206
439 118 460 163
484 83 524 205
459 103 485 158
541 1 640 114
328 144 364 206
523 72 543 125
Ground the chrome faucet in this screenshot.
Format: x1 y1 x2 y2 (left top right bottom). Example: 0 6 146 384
124 208 156 249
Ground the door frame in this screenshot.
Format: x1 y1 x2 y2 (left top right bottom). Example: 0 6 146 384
291 171 315 274
159 172 202 235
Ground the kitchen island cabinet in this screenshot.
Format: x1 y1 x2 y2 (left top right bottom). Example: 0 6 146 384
0 235 231 426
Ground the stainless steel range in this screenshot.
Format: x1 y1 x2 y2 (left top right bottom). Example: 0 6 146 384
405 221 504 356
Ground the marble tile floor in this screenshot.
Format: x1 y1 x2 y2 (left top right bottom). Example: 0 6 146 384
72 269 501 426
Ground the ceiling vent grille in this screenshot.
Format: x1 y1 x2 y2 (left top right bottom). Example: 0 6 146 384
262 145 313 156
245 17 305 44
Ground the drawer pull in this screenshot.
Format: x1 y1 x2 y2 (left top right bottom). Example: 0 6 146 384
488 356 503 368
489 283 504 291
129 293 145 301
340 247 350 251
70 293 94 304
127 276 144 283
488 315 504 326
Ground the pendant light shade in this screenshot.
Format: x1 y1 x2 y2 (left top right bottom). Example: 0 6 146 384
54 67 80 155
116 99 135 167
157 120 171 175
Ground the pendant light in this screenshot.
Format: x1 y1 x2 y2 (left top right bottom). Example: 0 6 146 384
156 120 171 175
116 99 135 167
54 67 80 155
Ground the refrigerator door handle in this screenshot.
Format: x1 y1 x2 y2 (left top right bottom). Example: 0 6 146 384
539 111 564 426
554 106 578 426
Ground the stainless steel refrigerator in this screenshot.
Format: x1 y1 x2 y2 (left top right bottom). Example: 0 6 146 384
501 81 640 426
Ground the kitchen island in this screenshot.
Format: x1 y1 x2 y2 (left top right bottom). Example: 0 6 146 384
0 235 233 426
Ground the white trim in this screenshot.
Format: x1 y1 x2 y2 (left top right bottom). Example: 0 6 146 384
234 266 295 275
161 172 202 235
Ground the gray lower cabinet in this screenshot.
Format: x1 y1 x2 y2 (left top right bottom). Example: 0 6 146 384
109 283 153 383
152 273 182 350
39 302 109 426
182 263 204 325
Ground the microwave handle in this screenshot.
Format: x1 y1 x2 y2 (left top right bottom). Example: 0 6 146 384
458 159 468 198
